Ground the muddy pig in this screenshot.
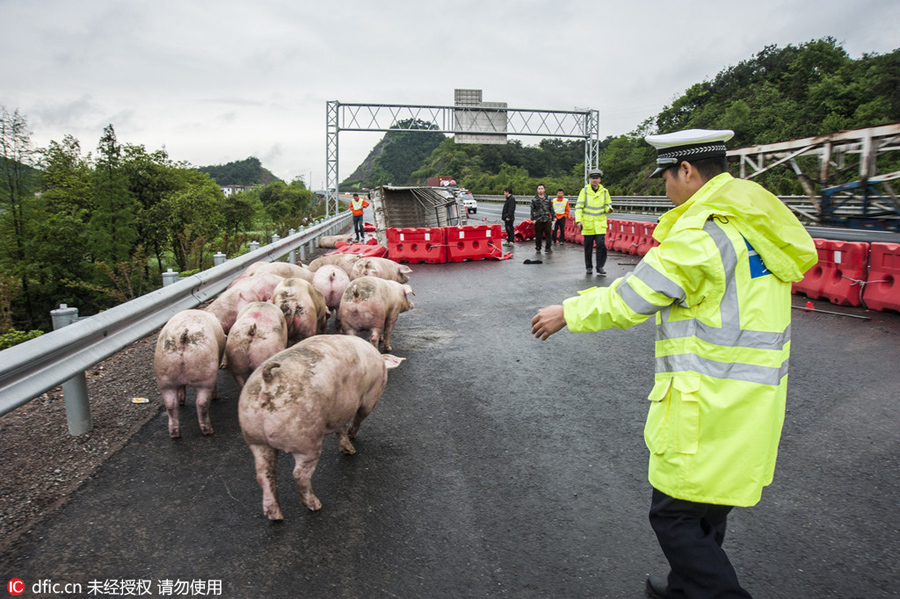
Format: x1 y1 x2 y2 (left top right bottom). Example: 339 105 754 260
232 261 313 286
238 334 404 518
206 273 284 333
312 264 350 327
271 277 329 344
317 234 354 248
307 253 361 277
349 256 413 284
154 309 226 438
339 276 414 352
225 302 289 388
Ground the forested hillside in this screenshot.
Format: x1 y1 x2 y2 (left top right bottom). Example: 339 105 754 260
196 156 280 186
345 38 900 197
341 119 446 188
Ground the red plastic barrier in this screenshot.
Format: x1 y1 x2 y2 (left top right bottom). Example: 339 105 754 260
515 220 535 242
635 222 660 256
862 242 900 312
445 225 502 262
792 239 828 299
326 243 388 258
604 219 620 250
363 222 376 232
802 239 869 306
386 227 447 264
613 220 640 254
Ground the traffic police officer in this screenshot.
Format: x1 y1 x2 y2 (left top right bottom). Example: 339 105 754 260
575 168 613 275
531 129 817 598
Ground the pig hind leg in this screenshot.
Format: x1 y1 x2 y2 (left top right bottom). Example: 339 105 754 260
162 387 183 439
195 386 216 435
249 444 283 521
291 446 324 511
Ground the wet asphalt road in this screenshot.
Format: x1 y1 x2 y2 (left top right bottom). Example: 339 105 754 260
2 221 900 598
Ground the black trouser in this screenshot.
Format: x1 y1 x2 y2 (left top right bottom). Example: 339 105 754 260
552 217 566 242
353 214 364 240
504 219 515 243
649 488 752 599
534 221 552 251
582 234 606 270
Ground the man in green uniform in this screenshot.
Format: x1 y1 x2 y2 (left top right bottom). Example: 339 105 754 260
531 129 817 598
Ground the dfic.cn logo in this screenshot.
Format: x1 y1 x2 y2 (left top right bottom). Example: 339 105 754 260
7 579 25 596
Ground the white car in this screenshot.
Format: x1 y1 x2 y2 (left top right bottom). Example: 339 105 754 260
458 189 477 214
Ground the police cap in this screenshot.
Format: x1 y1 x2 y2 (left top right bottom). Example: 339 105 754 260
644 129 734 178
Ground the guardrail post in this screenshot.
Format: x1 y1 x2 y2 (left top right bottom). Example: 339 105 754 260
288 229 297 264
162 269 180 287
271 234 281 261
213 252 226 266
50 304 93 436
249 241 259 252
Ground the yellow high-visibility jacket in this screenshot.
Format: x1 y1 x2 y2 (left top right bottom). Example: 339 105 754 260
575 184 612 235
562 173 817 506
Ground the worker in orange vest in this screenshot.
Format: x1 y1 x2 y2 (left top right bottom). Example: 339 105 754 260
552 188 570 244
350 193 370 242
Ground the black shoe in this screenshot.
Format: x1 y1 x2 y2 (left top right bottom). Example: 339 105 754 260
545 248 552 253
645 575 670 598
585 268 593 275
597 268 606 275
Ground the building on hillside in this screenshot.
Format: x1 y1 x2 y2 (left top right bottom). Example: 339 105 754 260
220 184 255 197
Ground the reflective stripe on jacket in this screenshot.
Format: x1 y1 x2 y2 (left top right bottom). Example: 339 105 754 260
575 184 611 235
552 197 570 218
351 198 369 216
562 173 817 507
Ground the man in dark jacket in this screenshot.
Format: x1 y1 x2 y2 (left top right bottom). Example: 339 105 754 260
531 183 554 253
501 187 517 246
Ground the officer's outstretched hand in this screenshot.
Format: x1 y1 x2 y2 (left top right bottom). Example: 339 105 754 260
531 305 566 340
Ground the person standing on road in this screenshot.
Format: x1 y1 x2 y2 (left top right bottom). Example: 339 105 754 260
531 183 554 253
575 168 613 275
530 129 817 599
552 188 570 244
502 187 517 246
350 193 370 242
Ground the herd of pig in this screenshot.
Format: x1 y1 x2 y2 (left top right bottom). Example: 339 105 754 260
152 253 414 519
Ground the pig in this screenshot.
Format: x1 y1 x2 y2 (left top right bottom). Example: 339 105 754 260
231 261 313 287
238 334 405 518
307 253 361 277
154 309 226 438
339 276 414 352
271 277 329 344
349 256 413 284
206 273 284 333
225 302 289 388
312 265 350 328
318 234 354 248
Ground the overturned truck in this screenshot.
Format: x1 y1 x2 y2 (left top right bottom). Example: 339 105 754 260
368 186 465 247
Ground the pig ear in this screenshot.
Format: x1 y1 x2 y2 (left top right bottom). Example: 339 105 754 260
399 265 413 274
402 284 414 296
382 354 405 370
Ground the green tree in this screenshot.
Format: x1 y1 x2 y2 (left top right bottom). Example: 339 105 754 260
89 124 139 264
0 107 40 327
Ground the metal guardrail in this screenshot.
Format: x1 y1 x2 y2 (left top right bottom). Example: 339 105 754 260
0 212 353 421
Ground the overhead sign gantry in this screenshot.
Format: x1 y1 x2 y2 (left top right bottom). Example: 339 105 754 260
324 89 600 215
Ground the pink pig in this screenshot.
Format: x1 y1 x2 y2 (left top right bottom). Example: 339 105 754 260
349 256 413 284
225 302 289 388
339 276 414 352
238 334 404 518
271 277 329 344
154 309 226 438
206 273 284 333
232 262 313 286
312 265 350 328
307 254 361 277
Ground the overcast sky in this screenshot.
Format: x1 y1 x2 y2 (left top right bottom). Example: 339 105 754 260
1 0 898 188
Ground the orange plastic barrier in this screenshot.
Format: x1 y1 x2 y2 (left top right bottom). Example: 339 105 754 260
635 222 660 256
800 239 869 306
514 220 535 242
613 221 640 254
445 225 502 262
386 228 447 264
862 242 900 312
565 216 583 245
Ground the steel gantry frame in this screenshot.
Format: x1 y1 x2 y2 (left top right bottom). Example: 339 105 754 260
324 100 600 215
728 123 900 229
